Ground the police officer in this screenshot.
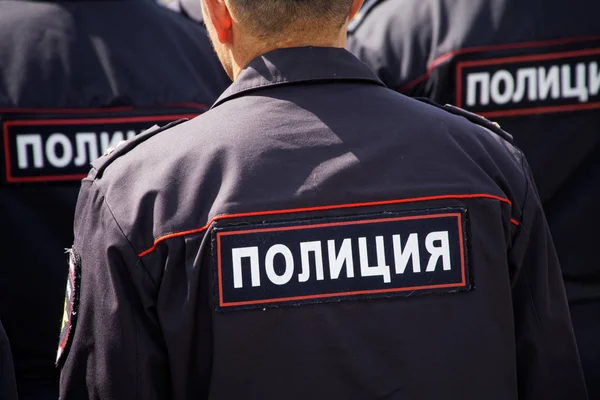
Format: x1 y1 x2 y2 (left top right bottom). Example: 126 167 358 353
157 0 204 23
0 1 230 398
157 0 205 25
0 320 18 400
180 0 205 24
181 0 205 24
347 1 600 396
59 0 586 398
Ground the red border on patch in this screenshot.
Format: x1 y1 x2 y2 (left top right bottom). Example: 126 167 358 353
2 114 197 183
0 103 207 114
455 48 600 117
216 212 466 308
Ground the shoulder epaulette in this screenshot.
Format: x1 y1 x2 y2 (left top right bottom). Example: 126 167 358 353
91 118 189 179
348 0 385 33
415 98 514 144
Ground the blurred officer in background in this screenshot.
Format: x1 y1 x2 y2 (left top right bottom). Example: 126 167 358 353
0 0 230 398
179 0 205 23
1 319 18 400
348 0 600 396
60 0 585 398
161 0 205 23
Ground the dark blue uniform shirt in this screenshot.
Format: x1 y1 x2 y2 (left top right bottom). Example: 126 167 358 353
59 47 585 399
0 1 230 398
347 1 600 395
0 320 18 400
348 0 600 298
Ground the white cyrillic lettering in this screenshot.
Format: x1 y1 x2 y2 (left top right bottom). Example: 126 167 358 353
16 134 43 169
100 131 125 152
589 62 600 97
466 72 490 106
358 236 391 283
327 239 354 280
392 233 421 274
231 247 260 289
561 64 588 102
425 231 451 272
265 244 294 285
74 133 99 166
45 133 73 168
298 241 324 282
512 68 538 102
538 66 560 100
490 70 515 105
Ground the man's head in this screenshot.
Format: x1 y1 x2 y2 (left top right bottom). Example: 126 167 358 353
201 0 364 79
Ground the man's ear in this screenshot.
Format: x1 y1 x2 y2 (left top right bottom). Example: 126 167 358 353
348 0 365 21
202 0 233 43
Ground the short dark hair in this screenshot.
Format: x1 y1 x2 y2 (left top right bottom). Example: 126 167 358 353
229 0 355 40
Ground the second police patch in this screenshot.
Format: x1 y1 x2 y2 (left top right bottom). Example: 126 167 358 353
0 107 203 185
56 248 81 366
212 207 472 311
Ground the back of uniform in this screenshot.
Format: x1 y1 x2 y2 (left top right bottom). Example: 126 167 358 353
0 320 18 400
348 0 600 395
0 1 230 398
60 47 585 399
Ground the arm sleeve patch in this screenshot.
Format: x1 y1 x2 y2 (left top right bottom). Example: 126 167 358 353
56 247 81 367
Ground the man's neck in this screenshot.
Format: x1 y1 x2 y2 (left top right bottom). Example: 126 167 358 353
231 32 348 80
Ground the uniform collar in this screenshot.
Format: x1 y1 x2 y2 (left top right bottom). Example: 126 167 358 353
211 46 385 109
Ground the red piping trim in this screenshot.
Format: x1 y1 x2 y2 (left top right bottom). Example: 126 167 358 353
480 102 600 118
398 34 600 93
3 122 10 183
0 106 135 114
456 47 600 69
2 114 198 127
458 212 466 285
137 193 513 257
217 212 460 236
0 103 208 114
220 282 468 307
511 218 520 226
6 174 88 184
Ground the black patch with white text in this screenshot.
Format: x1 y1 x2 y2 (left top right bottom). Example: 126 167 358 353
455 44 600 118
0 107 204 184
56 248 81 366
213 208 471 311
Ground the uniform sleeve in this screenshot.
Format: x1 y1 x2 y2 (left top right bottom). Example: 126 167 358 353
508 157 588 399
0 320 18 400
59 178 168 399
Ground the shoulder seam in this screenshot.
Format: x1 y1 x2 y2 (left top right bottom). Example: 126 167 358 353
94 118 189 179
416 98 514 144
92 180 160 291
